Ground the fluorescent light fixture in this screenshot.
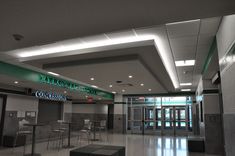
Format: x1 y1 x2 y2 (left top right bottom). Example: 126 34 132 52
14 81 18 84
112 91 117 94
48 71 59 76
175 60 195 67
91 85 98 88
166 19 200 25
128 75 133 78
181 89 191 91
180 83 192 86
17 35 154 58
148 89 152 91
14 31 180 89
90 77 95 81
140 83 144 86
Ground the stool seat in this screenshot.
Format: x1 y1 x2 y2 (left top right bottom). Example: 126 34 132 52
17 131 32 135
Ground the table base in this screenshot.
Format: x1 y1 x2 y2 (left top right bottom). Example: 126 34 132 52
63 145 76 148
24 153 41 156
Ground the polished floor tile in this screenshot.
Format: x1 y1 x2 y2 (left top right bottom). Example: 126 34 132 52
0 133 220 156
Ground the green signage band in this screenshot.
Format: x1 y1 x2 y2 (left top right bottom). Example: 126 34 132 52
0 61 114 99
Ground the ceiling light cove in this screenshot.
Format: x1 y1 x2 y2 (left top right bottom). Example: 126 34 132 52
11 30 179 89
16 35 155 58
175 60 195 67
181 89 191 91
91 85 98 88
180 83 192 86
48 71 60 76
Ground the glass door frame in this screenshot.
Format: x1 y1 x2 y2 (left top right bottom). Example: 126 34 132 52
126 96 193 135
161 105 189 135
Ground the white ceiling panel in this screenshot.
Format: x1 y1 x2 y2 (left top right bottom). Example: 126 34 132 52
172 46 196 55
174 51 196 60
166 20 200 38
196 45 211 55
170 36 198 50
106 30 136 40
81 34 108 43
177 66 194 73
198 35 214 46
200 17 221 35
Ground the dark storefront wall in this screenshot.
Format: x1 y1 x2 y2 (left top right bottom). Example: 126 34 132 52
37 99 63 123
37 99 63 140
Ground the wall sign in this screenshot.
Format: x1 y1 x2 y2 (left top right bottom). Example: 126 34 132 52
35 90 67 101
0 61 114 99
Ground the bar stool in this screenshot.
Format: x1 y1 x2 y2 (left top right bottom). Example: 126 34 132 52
77 119 91 145
97 120 108 141
47 120 67 150
13 119 32 155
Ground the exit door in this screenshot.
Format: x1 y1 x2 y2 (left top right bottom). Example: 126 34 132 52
162 106 187 135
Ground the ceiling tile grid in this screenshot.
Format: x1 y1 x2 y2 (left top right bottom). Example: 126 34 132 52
166 20 200 91
166 18 221 91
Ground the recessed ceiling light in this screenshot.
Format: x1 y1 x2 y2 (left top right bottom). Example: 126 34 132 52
180 83 192 86
48 71 59 76
85 95 88 98
90 77 95 81
91 85 98 88
112 91 117 94
148 89 152 91
98 97 102 100
175 60 195 67
128 75 133 78
109 85 113 88
14 81 18 84
140 83 144 86
181 89 191 91
122 89 125 92
64 91 67 94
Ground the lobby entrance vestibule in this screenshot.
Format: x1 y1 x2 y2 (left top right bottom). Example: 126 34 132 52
126 96 192 135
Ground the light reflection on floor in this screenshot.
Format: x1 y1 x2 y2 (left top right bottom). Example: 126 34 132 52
0 133 219 156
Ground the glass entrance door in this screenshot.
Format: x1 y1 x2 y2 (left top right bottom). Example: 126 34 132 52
131 107 143 134
144 107 154 133
175 107 187 134
162 106 188 135
155 108 162 132
162 107 174 135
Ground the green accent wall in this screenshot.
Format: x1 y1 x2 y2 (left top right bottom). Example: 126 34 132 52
0 61 114 99
201 37 217 75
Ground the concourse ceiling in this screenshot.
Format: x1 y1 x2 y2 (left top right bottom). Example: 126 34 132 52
0 0 231 99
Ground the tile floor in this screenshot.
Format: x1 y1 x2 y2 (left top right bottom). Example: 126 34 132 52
0 133 220 156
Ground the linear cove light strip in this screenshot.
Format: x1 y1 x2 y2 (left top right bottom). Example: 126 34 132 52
16 34 179 88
